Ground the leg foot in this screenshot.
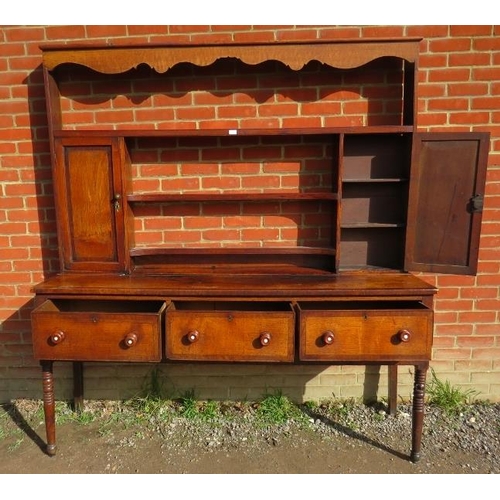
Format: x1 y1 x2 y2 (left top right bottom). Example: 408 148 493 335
46 443 57 456
41 361 56 456
388 364 398 416
73 361 84 413
410 363 427 462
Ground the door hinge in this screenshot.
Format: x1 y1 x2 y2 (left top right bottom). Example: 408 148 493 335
469 194 484 214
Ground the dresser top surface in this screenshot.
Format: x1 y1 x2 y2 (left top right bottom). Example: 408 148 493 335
33 272 436 299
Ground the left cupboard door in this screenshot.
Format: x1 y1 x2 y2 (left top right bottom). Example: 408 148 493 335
53 137 130 272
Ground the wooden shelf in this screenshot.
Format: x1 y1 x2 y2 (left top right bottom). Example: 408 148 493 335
342 178 408 183
53 125 415 139
341 223 405 229
130 246 336 257
127 192 338 203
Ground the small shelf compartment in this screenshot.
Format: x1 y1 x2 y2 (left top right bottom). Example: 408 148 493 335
339 133 411 271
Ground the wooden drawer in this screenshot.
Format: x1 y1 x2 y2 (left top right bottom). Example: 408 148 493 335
166 301 295 362
298 301 433 362
32 300 166 362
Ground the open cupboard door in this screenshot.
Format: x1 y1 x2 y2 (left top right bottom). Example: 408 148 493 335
405 132 489 275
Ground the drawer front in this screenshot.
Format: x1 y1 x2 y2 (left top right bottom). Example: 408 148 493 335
299 308 432 361
166 306 295 362
32 300 164 362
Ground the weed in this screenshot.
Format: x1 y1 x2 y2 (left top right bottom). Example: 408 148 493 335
178 390 198 420
125 367 172 421
303 400 319 411
256 390 304 425
198 400 220 421
142 367 164 400
426 369 480 416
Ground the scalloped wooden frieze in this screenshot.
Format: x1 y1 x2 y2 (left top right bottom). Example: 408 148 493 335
42 40 420 74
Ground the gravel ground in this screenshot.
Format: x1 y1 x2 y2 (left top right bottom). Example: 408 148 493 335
1 397 499 475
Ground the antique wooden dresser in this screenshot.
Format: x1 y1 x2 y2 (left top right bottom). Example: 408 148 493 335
31 38 489 462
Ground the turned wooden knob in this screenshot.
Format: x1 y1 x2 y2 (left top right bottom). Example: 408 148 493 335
259 332 271 346
50 330 65 344
322 330 335 345
124 332 138 347
187 330 199 343
398 329 411 343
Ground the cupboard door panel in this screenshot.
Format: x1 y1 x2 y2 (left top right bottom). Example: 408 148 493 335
405 133 489 275
55 138 127 272
66 147 116 262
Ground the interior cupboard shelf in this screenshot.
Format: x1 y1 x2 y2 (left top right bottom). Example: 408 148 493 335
342 178 408 183
341 223 406 229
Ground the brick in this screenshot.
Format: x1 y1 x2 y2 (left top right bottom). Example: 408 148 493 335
428 68 471 82
45 25 87 40
455 359 493 371
361 26 404 38
474 37 500 51
429 38 472 52
428 98 470 111
460 310 498 324
449 52 491 67
433 348 472 360
472 348 500 359
4 26 45 42
435 324 474 336
458 336 495 348
450 26 493 36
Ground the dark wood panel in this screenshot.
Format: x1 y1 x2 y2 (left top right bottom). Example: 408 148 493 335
339 227 405 270
341 182 408 226
406 132 489 275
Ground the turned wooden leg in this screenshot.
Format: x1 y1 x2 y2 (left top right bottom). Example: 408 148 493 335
410 363 428 463
388 364 398 416
73 361 84 413
41 360 56 456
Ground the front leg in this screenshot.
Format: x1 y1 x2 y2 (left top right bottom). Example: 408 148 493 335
410 363 428 463
41 360 56 456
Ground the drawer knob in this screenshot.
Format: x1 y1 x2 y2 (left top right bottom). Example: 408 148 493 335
187 330 200 343
50 330 65 345
124 332 138 347
398 329 412 343
322 330 335 345
259 332 271 346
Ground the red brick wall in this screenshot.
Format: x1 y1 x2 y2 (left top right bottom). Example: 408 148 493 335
1 25 499 403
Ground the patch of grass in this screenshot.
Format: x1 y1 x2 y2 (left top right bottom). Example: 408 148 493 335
303 400 319 411
426 369 480 416
256 390 304 425
178 390 199 420
198 400 220 421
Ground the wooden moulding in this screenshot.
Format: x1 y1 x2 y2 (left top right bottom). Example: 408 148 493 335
40 38 422 74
